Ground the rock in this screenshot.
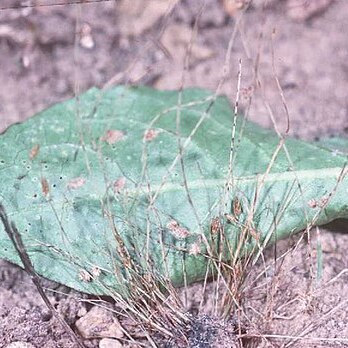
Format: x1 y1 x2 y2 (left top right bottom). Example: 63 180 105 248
75 306 123 339
99 338 123 348
161 24 214 64
5 342 36 348
222 0 250 17
117 0 176 36
286 0 334 21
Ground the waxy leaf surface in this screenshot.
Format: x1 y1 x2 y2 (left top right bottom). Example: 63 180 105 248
0 87 347 295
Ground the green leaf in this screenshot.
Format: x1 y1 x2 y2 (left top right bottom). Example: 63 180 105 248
0 86 347 296
314 136 348 155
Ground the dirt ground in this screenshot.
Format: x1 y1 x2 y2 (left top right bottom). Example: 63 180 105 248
0 0 347 347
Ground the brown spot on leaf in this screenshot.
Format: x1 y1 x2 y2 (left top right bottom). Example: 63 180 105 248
248 228 260 241
189 239 202 256
79 269 92 282
143 129 160 142
210 217 222 234
29 144 40 160
113 177 126 194
308 196 329 209
308 199 317 208
318 196 329 208
91 266 101 278
232 197 243 221
67 177 86 189
167 220 179 230
167 220 190 239
41 177 49 197
101 130 125 144
224 213 237 224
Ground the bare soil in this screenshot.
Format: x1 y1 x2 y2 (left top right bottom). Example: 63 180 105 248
0 0 347 347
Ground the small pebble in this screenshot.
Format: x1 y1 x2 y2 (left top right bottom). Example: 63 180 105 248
5 342 36 348
99 338 123 348
75 306 124 339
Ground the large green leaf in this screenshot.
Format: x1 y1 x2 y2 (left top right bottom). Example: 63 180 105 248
0 86 347 296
